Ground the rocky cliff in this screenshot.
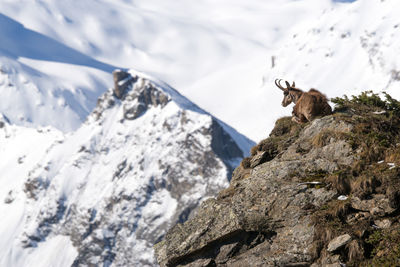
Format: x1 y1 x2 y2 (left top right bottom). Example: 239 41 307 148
155 91 400 267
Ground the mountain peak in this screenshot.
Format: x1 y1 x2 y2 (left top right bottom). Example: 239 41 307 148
113 69 170 119
0 69 254 266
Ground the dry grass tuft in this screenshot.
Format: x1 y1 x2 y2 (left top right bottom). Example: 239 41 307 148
311 129 348 148
333 201 352 220
350 175 380 199
347 240 365 262
312 226 334 259
269 116 302 137
249 116 305 165
385 146 400 165
241 157 251 169
326 172 351 195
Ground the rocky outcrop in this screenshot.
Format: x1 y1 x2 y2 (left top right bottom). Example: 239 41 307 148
155 115 350 267
113 69 132 99
155 92 400 266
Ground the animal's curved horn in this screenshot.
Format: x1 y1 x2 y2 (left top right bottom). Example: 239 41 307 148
275 79 287 91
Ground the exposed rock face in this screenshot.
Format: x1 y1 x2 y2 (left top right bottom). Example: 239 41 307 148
155 116 352 266
113 69 132 99
155 93 400 267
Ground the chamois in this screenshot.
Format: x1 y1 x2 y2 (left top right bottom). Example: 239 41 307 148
275 79 332 124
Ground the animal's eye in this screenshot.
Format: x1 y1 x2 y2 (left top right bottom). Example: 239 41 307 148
284 92 288 96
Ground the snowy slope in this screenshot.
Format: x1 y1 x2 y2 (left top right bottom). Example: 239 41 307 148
3 0 400 141
0 11 115 132
0 71 253 266
264 0 400 108
0 0 379 141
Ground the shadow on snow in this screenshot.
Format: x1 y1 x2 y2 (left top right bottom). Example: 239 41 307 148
0 13 116 73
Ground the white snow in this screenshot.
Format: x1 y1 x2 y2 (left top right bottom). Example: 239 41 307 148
387 162 396 169
0 123 63 267
18 235 77 267
3 0 398 141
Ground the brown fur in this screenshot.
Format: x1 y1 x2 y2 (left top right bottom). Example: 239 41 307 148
275 80 332 124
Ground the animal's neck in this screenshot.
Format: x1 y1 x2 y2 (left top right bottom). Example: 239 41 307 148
290 90 303 104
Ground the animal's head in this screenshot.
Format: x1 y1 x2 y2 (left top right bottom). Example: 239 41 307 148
274 79 297 107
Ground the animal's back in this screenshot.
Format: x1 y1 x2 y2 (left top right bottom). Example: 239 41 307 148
308 89 332 115
308 89 328 100
301 89 332 116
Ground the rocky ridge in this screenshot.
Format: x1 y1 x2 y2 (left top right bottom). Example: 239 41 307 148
0 70 253 267
155 91 400 266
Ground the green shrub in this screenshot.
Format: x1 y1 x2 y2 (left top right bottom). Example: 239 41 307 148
332 91 400 116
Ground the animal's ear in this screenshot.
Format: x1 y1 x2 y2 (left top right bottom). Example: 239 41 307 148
291 81 295 87
285 81 291 88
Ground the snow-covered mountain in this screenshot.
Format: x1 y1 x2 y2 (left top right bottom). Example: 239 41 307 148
0 70 253 266
4 0 400 141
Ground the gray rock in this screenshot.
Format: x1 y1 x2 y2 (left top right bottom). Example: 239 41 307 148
311 254 342 267
351 195 396 216
346 212 370 225
250 151 267 168
123 80 170 120
374 219 391 229
113 70 133 99
4 190 14 204
327 234 352 252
